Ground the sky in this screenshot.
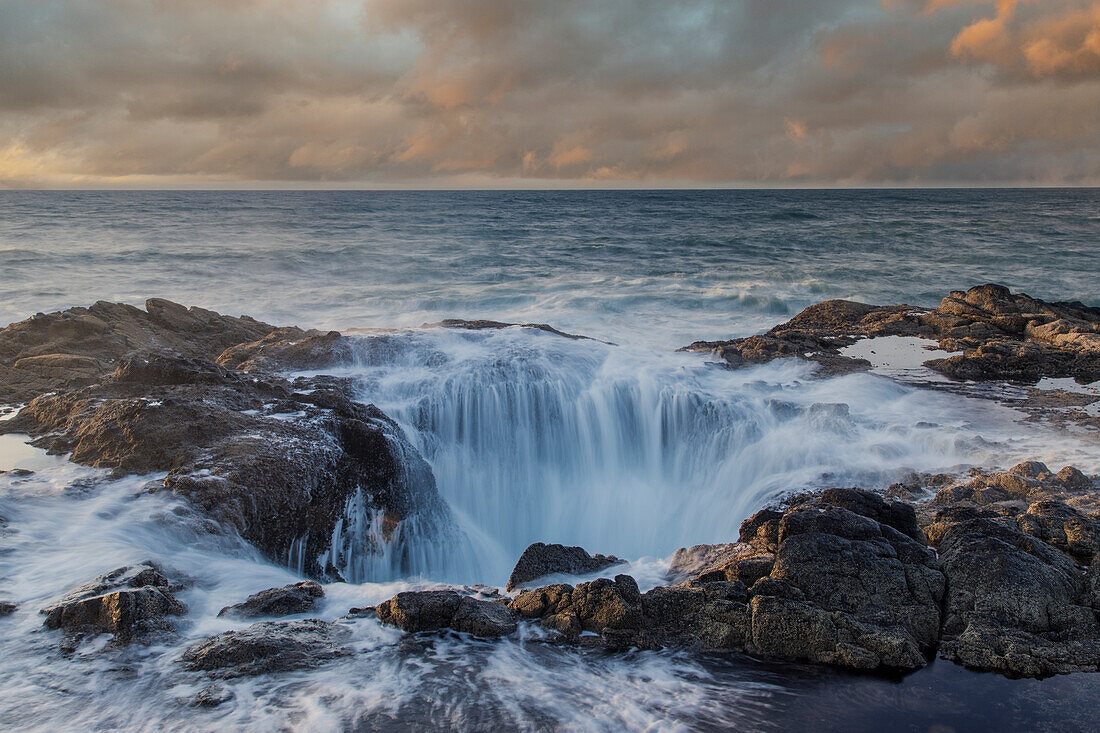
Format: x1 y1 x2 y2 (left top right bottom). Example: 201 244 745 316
1 0 1098 188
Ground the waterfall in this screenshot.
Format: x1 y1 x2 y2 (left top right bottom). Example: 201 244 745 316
337 327 997 585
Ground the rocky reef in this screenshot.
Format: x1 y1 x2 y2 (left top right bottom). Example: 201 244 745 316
683 283 1100 383
0 299 457 580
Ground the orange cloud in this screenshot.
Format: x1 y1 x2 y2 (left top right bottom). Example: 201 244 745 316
950 0 1100 78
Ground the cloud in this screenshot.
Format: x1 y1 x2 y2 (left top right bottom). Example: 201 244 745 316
0 0 1097 186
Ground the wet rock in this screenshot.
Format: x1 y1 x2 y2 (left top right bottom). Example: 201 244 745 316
181 619 351 678
450 597 519 637
422 319 602 343
666 543 743 584
509 575 644 640
505 542 624 591
2 346 459 580
376 590 518 637
40 564 186 643
375 590 464 632
0 601 16 616
934 512 1100 677
218 581 324 619
516 489 945 672
190 683 234 708
682 284 1100 384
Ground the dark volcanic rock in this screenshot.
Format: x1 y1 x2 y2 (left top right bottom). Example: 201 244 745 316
181 619 351 678
40 564 186 643
506 542 624 591
932 511 1100 677
1 348 459 580
0 601 16 616
512 489 944 672
683 284 1100 384
218 581 325 619
376 590 518 637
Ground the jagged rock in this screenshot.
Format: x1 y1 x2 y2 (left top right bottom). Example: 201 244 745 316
1016 501 1100 565
0 601 16 616
682 284 1100 383
933 512 1100 677
375 590 518 637
181 619 351 678
40 564 186 643
505 542 624 591
2 351 458 580
218 581 325 619
513 489 944 672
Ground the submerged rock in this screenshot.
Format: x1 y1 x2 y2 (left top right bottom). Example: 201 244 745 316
181 619 351 678
218 581 324 619
375 590 518 637
0 601 16 616
506 542 625 591
40 564 186 643
190 682 234 708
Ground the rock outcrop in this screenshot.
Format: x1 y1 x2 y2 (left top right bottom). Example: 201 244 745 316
218 581 325 619
0 301 461 580
0 601 17 616
683 284 1100 384
40 564 186 643
931 510 1100 677
506 542 624 591
510 489 943 671
375 590 518 637
181 619 351 678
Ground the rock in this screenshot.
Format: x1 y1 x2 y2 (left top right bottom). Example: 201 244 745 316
375 590 518 638
505 542 624 591
1016 501 1100 565
0 299 275 404
934 512 1100 677
681 284 1100 384
450 597 519 637
181 619 350 678
190 683 234 708
666 543 743 584
218 581 324 619
512 489 944 672
509 575 644 640
40 564 186 643
0 601 16 616
2 351 459 580
375 590 464 632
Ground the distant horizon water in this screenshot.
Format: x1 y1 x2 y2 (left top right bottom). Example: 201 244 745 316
2 188 1098 349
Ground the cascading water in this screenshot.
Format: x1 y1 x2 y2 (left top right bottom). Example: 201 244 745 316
333 326 1029 586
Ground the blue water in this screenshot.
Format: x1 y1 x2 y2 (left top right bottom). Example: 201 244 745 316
2 189 1098 346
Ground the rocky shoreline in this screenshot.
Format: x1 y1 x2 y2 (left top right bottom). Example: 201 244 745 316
1 286 1099 692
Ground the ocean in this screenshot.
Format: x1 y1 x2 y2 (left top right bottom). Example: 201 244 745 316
1 189 1099 730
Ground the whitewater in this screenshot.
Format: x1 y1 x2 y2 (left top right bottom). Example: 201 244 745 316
1 189 1099 730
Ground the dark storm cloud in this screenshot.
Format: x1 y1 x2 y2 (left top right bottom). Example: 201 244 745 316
0 0 1097 186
